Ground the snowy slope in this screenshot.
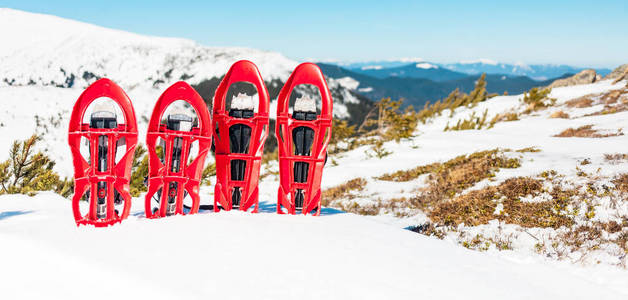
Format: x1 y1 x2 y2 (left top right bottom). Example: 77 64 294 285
319 78 628 270
1 193 627 300
0 8 296 88
0 8 362 175
0 8 361 120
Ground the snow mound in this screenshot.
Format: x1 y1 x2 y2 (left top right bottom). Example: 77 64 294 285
1 193 626 299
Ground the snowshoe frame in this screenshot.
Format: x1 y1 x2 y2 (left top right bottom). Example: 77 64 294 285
144 82 212 218
276 63 333 215
68 78 138 227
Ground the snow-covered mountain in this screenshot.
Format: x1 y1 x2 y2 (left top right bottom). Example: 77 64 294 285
441 61 611 81
349 62 468 82
0 8 368 121
0 8 297 89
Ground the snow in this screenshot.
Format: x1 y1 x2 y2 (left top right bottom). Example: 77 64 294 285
398 57 425 63
1 192 627 299
459 58 498 65
294 95 317 113
333 76 360 90
415 62 438 69
230 93 255 110
361 65 383 70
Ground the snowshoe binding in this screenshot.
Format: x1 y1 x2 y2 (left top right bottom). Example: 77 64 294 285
213 60 270 212
144 82 212 218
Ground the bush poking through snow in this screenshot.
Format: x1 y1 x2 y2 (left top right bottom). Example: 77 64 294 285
554 125 624 138
565 97 594 108
321 177 368 204
360 97 418 142
522 87 555 113
378 149 520 185
613 174 628 193
604 153 628 164
415 74 488 123
489 111 520 124
0 134 70 196
430 176 575 228
516 147 541 153
444 109 490 131
550 110 570 119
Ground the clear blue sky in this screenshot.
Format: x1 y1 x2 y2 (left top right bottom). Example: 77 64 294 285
4 0 627 67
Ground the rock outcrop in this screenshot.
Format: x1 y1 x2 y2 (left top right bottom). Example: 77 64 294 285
549 69 598 88
604 64 628 83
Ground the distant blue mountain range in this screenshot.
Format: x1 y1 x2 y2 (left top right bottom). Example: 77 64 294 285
336 60 611 81
317 63 567 108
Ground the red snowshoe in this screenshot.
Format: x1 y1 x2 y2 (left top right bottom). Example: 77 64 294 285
276 63 333 215
68 79 139 227
213 60 270 212
144 82 212 218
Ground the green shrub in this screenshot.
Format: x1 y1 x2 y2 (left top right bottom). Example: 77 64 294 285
522 87 555 112
0 135 70 196
444 109 489 131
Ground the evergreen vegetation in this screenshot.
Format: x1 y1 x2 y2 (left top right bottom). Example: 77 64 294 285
0 135 72 196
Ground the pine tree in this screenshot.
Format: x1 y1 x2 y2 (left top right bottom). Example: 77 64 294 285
468 73 488 106
0 135 64 196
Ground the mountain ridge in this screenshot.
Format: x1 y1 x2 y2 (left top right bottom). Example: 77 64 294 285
317 63 566 108
337 60 611 81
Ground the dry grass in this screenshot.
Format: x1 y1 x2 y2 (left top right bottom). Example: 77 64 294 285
337 149 521 217
553 221 628 264
565 97 594 108
376 163 439 182
429 177 575 229
321 178 368 205
406 150 521 211
516 147 541 153
583 88 628 116
554 125 623 138
490 112 520 126
604 153 628 163
333 197 411 217
613 174 628 193
378 149 520 183
550 110 570 119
